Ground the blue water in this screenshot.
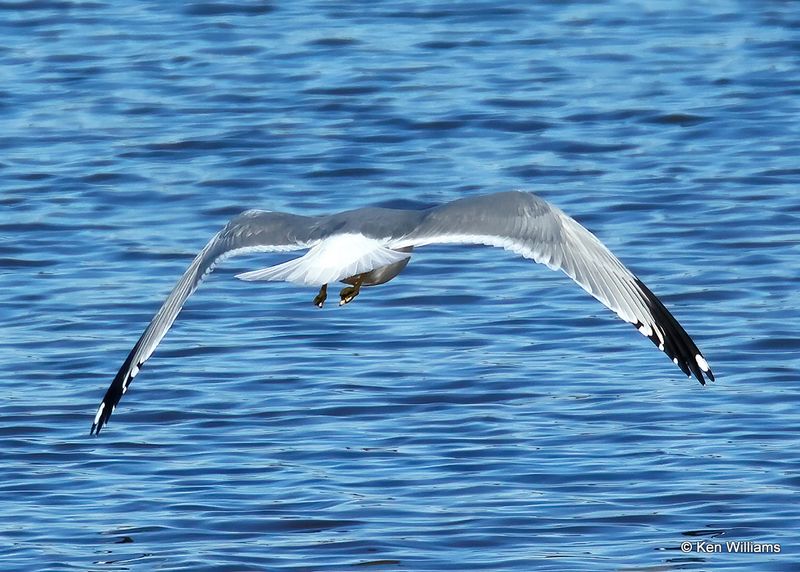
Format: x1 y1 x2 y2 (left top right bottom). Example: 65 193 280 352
2 1 799 570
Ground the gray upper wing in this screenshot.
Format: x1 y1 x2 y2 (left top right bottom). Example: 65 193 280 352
91 210 317 434
396 191 714 383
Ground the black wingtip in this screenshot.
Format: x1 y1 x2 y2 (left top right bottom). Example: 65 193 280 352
90 398 112 436
90 413 106 436
90 343 142 436
632 278 715 386
90 385 122 437
688 352 715 386
689 365 707 386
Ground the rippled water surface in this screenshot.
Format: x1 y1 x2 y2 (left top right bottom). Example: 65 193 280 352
2 1 799 570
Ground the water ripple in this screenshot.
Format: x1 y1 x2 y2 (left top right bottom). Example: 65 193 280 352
1 1 798 570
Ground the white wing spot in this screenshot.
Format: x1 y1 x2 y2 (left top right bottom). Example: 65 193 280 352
673 358 679 365
658 343 664 351
93 402 106 426
638 324 652 337
131 365 140 377
696 354 709 372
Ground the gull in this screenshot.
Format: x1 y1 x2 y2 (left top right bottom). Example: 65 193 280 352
90 191 714 434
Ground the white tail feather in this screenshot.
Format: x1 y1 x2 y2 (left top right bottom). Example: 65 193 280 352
235 233 410 285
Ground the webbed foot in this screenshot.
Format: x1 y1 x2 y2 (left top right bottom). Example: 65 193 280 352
339 276 363 306
313 284 327 308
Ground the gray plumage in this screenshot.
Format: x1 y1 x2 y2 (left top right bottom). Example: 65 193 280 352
91 191 713 435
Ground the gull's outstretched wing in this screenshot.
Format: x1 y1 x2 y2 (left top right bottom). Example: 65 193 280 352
90 210 317 435
395 191 714 383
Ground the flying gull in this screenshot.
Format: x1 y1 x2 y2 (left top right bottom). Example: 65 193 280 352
90 191 714 434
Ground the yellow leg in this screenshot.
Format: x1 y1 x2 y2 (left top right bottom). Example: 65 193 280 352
339 275 364 306
312 284 327 308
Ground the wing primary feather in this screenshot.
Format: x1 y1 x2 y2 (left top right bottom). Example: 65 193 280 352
90 211 313 435
632 278 713 384
401 191 714 384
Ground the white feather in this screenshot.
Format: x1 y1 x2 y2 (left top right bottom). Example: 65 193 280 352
235 233 410 285
93 402 105 426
